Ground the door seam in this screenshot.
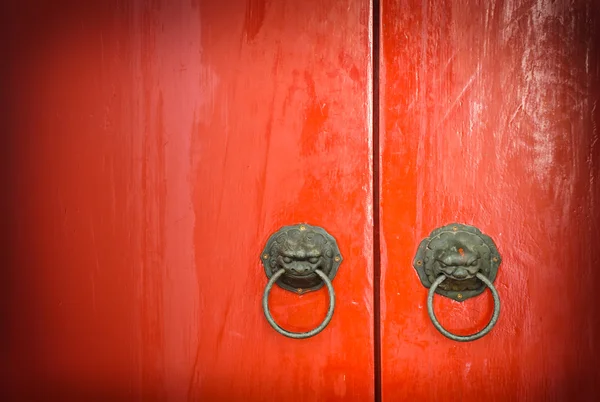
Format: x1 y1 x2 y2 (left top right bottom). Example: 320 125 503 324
372 0 382 401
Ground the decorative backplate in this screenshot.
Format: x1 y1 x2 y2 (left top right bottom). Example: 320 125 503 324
413 223 502 302
261 223 343 294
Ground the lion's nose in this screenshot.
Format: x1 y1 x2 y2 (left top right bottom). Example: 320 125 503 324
290 263 311 274
452 267 468 279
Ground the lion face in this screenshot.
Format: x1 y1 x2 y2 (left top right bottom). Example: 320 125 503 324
261 224 342 293
426 230 492 292
413 223 501 301
432 237 482 280
272 229 334 278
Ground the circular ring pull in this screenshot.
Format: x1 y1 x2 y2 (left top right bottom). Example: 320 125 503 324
427 272 501 342
262 268 335 339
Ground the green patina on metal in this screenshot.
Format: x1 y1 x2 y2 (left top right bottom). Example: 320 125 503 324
414 223 503 342
261 223 343 294
262 268 336 339
427 272 501 342
413 223 502 302
260 223 342 339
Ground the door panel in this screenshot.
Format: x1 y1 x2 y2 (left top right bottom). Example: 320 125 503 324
3 0 374 400
380 0 600 400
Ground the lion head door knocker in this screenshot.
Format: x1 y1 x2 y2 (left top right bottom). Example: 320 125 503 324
260 223 343 339
413 223 502 342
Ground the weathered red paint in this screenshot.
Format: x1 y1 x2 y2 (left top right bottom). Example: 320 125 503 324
3 0 373 400
5 0 600 400
380 0 600 400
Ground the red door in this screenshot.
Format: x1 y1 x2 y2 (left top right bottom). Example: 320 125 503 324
3 0 374 400
380 0 600 400
3 0 600 401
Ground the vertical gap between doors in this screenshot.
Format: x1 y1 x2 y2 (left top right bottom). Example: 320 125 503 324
372 0 382 401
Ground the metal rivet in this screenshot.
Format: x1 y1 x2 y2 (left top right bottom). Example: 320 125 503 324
334 256 341 262
297 288 303 294
493 257 499 262
452 226 458 231
263 254 269 259
416 260 423 266
299 225 306 231
457 293 463 299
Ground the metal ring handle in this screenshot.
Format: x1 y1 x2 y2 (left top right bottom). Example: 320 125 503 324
427 272 501 342
262 268 335 339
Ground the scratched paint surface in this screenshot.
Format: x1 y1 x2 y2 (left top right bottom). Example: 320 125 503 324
380 0 600 400
3 0 373 400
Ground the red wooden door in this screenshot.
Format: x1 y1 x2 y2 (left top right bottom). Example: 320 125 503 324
380 0 600 400
4 0 600 401
3 0 374 400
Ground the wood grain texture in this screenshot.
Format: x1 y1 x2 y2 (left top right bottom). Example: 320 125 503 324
380 0 600 400
2 0 374 400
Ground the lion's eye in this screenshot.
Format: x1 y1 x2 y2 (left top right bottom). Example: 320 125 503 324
470 260 478 266
283 256 292 263
439 262 447 268
308 257 319 264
